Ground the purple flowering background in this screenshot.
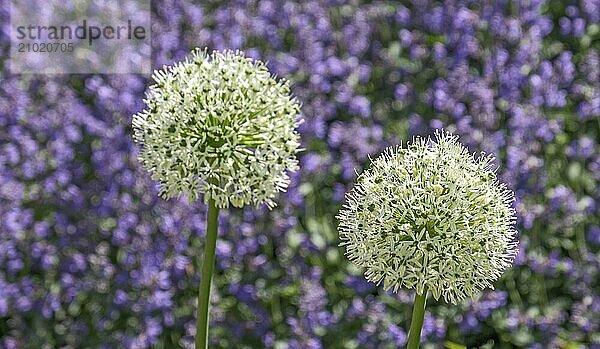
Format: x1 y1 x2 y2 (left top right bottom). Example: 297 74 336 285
1 0 599 348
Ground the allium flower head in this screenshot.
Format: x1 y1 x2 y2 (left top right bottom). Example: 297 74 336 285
337 130 518 304
133 49 302 208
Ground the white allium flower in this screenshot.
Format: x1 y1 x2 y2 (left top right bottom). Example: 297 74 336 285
337 130 518 304
133 48 302 208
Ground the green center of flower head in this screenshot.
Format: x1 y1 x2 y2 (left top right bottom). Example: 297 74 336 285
179 119 228 149
132 48 302 208
199 122 229 149
175 114 268 161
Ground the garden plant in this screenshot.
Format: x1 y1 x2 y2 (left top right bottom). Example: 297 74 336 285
0 1 599 348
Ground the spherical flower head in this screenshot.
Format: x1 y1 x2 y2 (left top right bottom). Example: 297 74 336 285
337 130 518 304
133 48 302 208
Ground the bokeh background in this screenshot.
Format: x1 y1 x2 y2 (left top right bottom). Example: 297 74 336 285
1 0 599 348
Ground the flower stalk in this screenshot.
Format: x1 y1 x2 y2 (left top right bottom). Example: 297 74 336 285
407 289 428 349
196 198 219 349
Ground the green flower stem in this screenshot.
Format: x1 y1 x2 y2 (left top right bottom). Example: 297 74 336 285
407 288 428 349
196 198 219 349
